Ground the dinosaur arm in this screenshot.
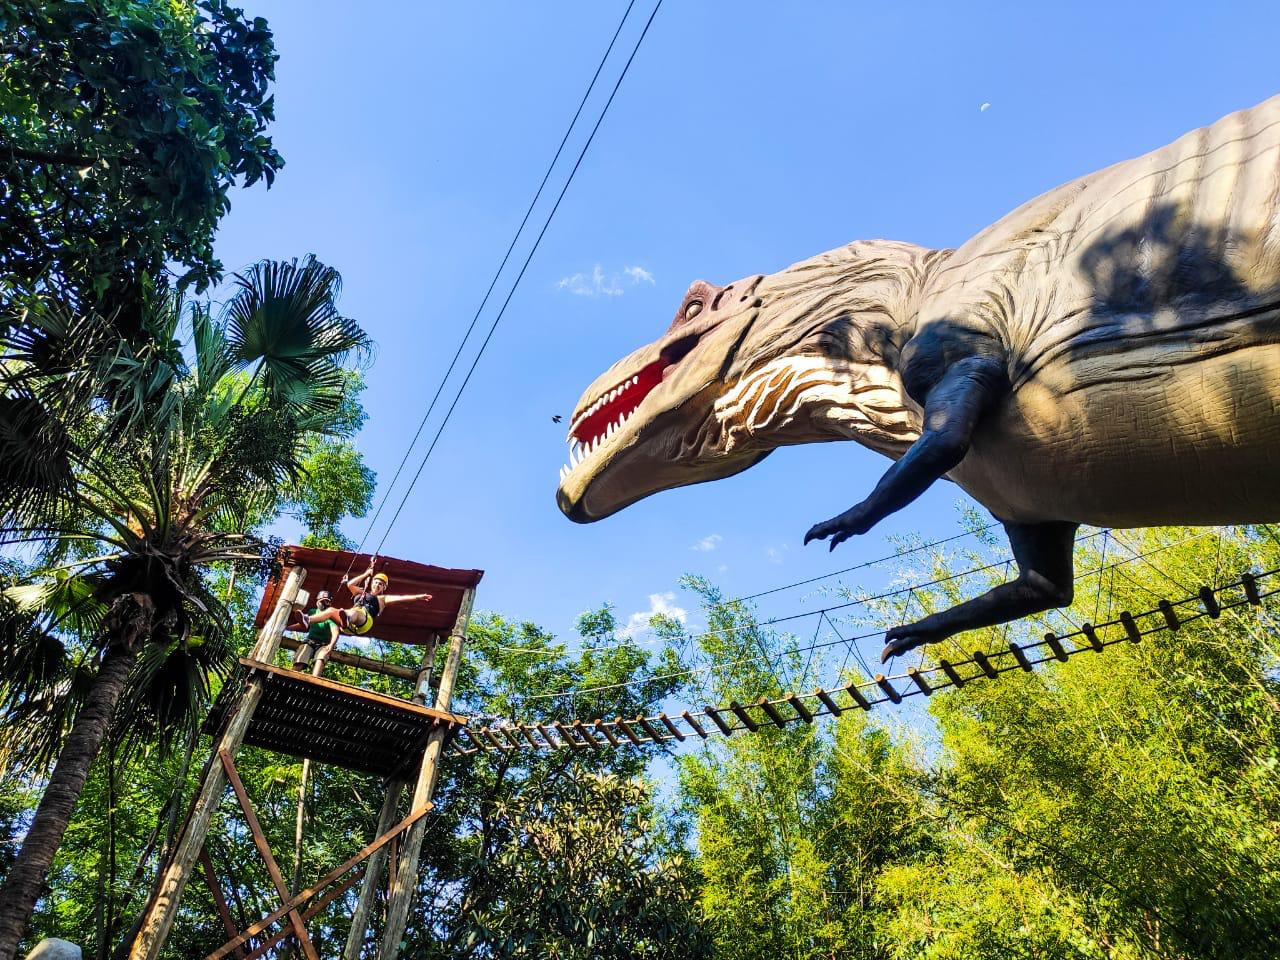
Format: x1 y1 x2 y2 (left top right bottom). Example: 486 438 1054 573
804 355 1007 550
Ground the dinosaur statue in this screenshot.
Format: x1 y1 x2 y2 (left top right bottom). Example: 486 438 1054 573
557 95 1280 662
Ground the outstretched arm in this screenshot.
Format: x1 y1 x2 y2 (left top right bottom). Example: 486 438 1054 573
381 592 433 607
805 355 1008 550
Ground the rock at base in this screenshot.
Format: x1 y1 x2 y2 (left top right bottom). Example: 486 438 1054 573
25 939 82 960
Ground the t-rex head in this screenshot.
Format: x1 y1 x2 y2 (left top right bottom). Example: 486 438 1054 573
557 240 941 522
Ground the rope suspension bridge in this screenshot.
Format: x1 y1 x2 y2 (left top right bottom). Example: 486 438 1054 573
451 566 1280 757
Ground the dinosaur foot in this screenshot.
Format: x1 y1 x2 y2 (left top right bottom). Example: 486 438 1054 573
879 623 942 663
803 504 872 552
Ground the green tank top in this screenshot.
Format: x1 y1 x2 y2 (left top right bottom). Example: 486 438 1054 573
305 609 335 646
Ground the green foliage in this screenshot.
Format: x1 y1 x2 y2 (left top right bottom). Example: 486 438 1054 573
454 773 710 960
0 0 282 310
677 577 928 960
875 525 1280 959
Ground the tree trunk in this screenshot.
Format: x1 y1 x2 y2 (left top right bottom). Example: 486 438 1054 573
0 611 145 960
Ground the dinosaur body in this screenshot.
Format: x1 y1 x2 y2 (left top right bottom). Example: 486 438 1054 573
557 95 1280 659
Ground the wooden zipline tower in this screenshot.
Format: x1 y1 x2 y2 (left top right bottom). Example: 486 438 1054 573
128 546 482 960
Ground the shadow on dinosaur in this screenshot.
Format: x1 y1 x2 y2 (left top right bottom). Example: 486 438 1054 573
558 95 1280 663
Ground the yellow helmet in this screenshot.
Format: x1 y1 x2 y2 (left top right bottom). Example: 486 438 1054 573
372 572 390 586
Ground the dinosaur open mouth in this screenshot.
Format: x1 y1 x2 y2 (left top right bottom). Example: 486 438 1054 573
560 333 702 480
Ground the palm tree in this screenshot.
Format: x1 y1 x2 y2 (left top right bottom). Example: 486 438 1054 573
0 256 370 959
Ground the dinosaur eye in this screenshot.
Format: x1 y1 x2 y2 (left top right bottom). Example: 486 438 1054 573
684 300 703 321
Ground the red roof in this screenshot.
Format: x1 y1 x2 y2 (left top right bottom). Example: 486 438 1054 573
253 546 484 646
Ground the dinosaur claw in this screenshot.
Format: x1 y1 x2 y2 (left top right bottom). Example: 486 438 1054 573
880 625 935 663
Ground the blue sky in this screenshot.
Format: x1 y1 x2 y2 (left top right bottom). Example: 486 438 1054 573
213 0 1280 660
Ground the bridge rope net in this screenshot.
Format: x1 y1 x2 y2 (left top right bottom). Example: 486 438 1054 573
449 566 1280 757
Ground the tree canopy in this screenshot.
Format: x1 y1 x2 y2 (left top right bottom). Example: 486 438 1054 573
0 0 282 320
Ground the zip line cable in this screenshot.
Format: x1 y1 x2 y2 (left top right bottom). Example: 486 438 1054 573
370 0 666 559
727 522 1000 605
338 0 644 575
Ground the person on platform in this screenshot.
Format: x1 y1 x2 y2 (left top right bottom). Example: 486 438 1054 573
296 589 340 673
296 562 432 637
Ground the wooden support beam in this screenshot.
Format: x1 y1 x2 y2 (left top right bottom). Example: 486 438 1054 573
681 711 708 739
1007 642 1033 672
785 693 813 723
241 868 367 960
728 701 759 732
378 586 475 960
704 707 734 736
573 720 601 747
844 683 872 710
1119 611 1142 643
131 564 307 960
757 698 788 729
1043 632 1069 662
537 723 563 749
1199 585 1221 618
220 752 318 960
213 803 430 960
199 849 246 959
1242 572 1262 606
973 651 999 679
1158 599 1180 631
556 721 585 750
614 717 643 746
413 632 440 704
907 668 933 695
814 688 843 716
520 725 544 749
636 715 666 744
658 713 686 741
1082 623 1103 652
501 727 526 751
341 780 406 960
874 675 902 704
939 660 966 687
278 636 422 682
594 719 621 747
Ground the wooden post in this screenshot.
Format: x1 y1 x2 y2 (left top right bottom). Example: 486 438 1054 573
129 565 307 960
338 782 403 960
412 631 439 704
377 588 474 959
220 752 318 960
198 850 246 959
342 631 439 960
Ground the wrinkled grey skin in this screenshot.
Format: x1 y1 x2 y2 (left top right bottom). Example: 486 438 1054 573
558 95 1280 662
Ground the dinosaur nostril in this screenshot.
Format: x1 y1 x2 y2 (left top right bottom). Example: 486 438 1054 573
660 332 700 366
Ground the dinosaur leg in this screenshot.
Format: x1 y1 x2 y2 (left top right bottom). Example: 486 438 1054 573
879 519 1078 662
805 355 1008 550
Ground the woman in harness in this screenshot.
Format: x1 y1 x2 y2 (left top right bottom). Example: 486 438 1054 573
298 563 432 636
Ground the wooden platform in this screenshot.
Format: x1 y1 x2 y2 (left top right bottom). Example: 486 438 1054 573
205 660 468 779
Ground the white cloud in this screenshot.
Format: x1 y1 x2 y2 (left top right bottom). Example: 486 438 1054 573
556 264 621 297
556 263 654 296
979 102 991 112
620 591 688 639
765 544 790 564
692 533 722 552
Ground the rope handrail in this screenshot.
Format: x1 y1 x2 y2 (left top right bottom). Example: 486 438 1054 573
521 529 1216 696
451 566 1280 756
